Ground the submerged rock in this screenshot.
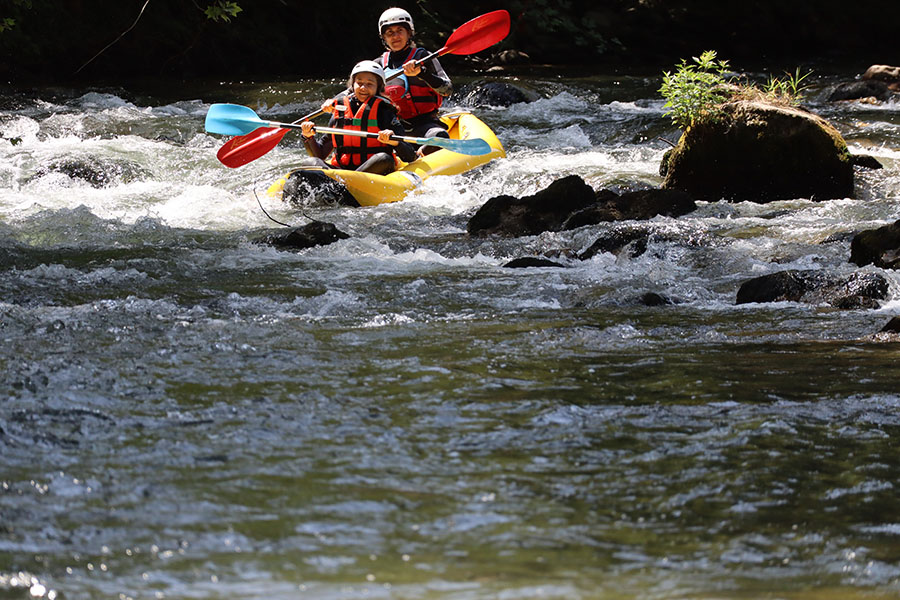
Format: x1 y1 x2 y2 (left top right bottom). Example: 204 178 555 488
661 99 854 202
850 219 900 269
460 81 538 107
639 292 680 306
578 225 653 259
31 156 150 187
576 223 712 260
735 269 888 309
563 189 696 229
254 221 350 250
827 80 892 102
850 154 883 170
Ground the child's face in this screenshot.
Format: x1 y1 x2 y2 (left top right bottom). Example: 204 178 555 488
382 25 410 51
352 72 380 102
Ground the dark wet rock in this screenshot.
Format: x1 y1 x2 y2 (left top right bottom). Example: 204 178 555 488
31 156 150 187
640 292 678 306
577 222 715 261
469 176 697 238
661 99 854 203
282 169 356 206
880 316 900 333
460 81 538 107
195 454 229 463
255 221 350 250
827 80 892 102
659 147 674 177
578 226 652 259
503 257 567 268
468 175 596 237
175 419 215 427
850 219 900 269
821 230 858 244
850 154 883 170
735 269 888 309
759 209 794 220
563 189 696 229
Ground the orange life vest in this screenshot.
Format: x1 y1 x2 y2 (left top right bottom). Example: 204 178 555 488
381 48 443 119
330 96 391 168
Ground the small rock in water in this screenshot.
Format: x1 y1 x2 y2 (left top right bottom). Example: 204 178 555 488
503 257 567 268
879 316 900 334
254 221 350 250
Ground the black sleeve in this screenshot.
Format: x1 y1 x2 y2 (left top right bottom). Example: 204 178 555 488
415 48 453 97
380 106 417 163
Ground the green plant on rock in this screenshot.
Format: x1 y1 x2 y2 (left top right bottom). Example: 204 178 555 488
762 67 813 106
659 50 733 129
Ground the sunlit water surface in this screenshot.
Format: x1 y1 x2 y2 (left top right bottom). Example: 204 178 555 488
2 71 900 599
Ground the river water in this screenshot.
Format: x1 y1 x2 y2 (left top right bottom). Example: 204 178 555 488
2 70 900 599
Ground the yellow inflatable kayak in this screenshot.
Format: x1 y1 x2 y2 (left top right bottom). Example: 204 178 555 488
266 112 505 207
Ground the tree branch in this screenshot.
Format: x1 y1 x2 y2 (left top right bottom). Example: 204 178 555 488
75 0 152 74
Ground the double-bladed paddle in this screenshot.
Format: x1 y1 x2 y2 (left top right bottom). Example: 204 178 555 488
205 103 492 156
212 9 511 168
383 10 511 82
215 106 325 168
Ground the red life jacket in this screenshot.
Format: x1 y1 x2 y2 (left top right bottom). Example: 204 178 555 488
330 96 391 168
381 48 443 119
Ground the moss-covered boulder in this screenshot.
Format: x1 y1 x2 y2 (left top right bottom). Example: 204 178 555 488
661 100 854 202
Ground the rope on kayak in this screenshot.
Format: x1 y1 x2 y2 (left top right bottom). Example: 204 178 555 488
252 176 315 228
253 186 292 227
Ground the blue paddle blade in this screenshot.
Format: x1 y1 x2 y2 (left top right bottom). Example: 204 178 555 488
433 137 493 156
205 103 266 136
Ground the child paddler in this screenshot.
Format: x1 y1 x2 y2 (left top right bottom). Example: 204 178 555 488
300 60 416 175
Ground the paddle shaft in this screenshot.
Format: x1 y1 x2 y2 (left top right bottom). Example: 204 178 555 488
311 125 443 147
259 118 447 147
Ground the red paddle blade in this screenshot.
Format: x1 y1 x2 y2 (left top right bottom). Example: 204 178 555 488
443 10 511 56
216 126 288 168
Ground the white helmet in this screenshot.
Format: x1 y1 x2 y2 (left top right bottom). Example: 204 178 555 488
350 60 386 85
378 7 414 36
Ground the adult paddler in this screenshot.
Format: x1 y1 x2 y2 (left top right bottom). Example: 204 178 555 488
375 8 453 154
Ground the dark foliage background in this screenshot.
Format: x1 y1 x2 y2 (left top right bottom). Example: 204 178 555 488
2 0 898 84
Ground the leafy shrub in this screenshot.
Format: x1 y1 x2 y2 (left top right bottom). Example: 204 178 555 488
660 51 814 129
659 50 732 129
